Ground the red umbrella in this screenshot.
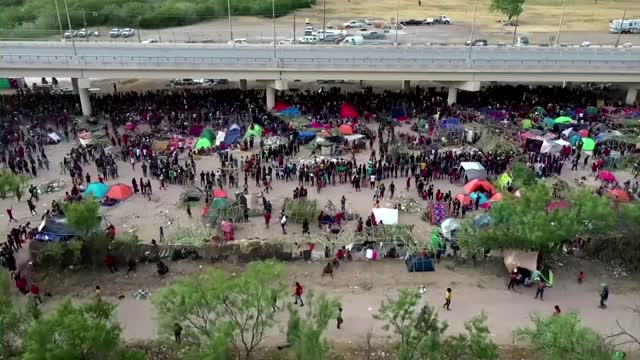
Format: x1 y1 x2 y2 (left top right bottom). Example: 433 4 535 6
608 189 630 202
106 183 133 200
212 188 227 198
597 170 617 183
578 129 589 137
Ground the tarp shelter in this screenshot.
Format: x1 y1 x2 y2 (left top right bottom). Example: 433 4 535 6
48 132 62 142
274 101 291 111
215 131 226 146
84 182 109 198
540 140 565 154
344 134 365 142
280 107 301 117
223 124 242 145
489 193 503 202
372 208 399 225
194 137 212 150
440 218 462 240
454 193 472 206
340 102 359 119
106 183 133 200
503 249 539 273
578 129 589 138
200 129 215 142
533 266 555 287
472 214 493 229
431 229 444 250
35 218 75 241
581 138 596 151
497 173 512 189
298 131 316 143
585 106 599 116
470 191 488 205
459 162 487 181
405 256 436 272
78 131 93 146
570 135 582 146
591 122 608 134
440 118 461 130
211 197 231 209
463 179 496 195
339 124 355 135
555 116 573 124
244 124 263 139
544 117 556 129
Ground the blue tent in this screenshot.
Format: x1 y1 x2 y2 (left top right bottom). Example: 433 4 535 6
35 218 75 242
405 255 436 272
470 191 488 205
570 135 582 145
280 107 301 117
223 124 242 145
84 182 109 198
391 106 408 120
472 214 493 229
440 118 461 129
297 131 316 143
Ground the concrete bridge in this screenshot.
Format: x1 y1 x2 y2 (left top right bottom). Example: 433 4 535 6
1 42 639 115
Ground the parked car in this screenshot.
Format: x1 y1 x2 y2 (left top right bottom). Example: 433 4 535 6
516 36 529 46
77 28 91 38
340 35 364 45
109 28 121 37
466 39 488 46
63 30 74 39
363 31 385 40
304 26 315 36
365 18 375 25
141 39 158 44
297 35 318 44
580 41 592 47
321 34 340 42
343 20 365 28
120 28 135 38
227 38 248 45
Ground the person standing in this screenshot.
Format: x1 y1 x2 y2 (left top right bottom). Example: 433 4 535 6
159 226 165 242
600 284 609 309
264 211 271 229
443 288 452 310
507 267 518 290
553 305 561 315
280 214 288 234
389 181 395 199
173 322 183 344
337 307 344 329
27 199 37 215
30 283 43 305
186 204 192 219
534 281 546 301
293 282 304 307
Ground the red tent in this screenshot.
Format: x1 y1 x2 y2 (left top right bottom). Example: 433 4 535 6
106 183 134 200
489 193 503 202
339 124 354 135
608 189 630 202
340 103 359 119
454 193 472 206
274 102 291 111
212 188 227 198
463 179 496 195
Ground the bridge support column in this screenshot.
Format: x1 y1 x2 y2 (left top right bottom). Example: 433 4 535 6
266 87 275 110
447 88 458 105
402 80 411 92
77 79 92 117
71 77 79 94
626 88 638 105
239 79 248 90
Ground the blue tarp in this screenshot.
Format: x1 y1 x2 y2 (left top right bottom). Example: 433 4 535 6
470 191 488 205
297 131 316 143
280 107 301 117
391 106 408 120
223 124 242 145
405 256 436 272
440 118 461 129
35 218 75 242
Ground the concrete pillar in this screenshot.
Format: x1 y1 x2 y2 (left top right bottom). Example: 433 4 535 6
79 87 92 117
447 87 458 105
71 77 79 94
266 87 275 109
626 88 638 105
239 79 248 90
401 80 411 92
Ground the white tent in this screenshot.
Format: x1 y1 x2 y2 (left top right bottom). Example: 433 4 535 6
540 140 563 154
441 218 462 239
215 131 226 146
344 134 365 142
503 249 539 273
372 208 398 225
459 162 487 181
48 132 62 142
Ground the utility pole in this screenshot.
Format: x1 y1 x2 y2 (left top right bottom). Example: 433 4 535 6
54 0 64 36
272 0 276 58
467 0 478 61
63 0 77 56
512 15 519 44
323 0 326 33
227 0 233 41
394 0 400 45
82 9 87 28
615 9 626 48
555 0 567 46
293 13 296 43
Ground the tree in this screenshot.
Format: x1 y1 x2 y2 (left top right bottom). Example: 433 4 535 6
509 161 536 188
0 272 31 357
0 170 28 199
286 291 341 360
374 288 498 360
22 299 144 360
514 312 612 360
153 261 287 359
490 0 526 21
64 197 102 238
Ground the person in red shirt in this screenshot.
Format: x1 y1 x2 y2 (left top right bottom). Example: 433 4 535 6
293 282 304 307
15 274 27 295
30 284 43 304
105 254 117 273
264 211 271 229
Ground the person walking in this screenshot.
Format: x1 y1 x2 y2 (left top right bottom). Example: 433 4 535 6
7 207 17 222
293 282 304 307
30 283 43 305
173 322 183 344
443 288 452 310
337 307 344 329
507 267 518 290
27 199 37 215
264 211 271 229
159 226 165 242
534 281 546 301
280 214 288 234
186 204 192 219
600 284 609 309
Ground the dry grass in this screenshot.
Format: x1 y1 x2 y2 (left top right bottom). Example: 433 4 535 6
295 0 639 32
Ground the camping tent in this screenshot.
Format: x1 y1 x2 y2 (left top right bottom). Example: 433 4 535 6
194 137 212 150
372 208 399 225
211 197 231 209
463 179 496 195
106 183 133 200
440 118 462 130
274 101 291 111
503 249 539 273
200 129 215 142
469 191 488 205
581 137 596 151
522 119 533 129
496 173 512 189
297 131 316 143
339 124 355 135
340 102 359 119
533 266 555 287
35 218 76 241
540 140 564 154
244 124 263 139
454 193 472 206
441 218 462 240
223 124 242 145
405 255 436 272
84 182 109 198
555 116 573 124
459 162 487 181
215 131 226 146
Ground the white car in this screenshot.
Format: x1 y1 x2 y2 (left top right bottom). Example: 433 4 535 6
227 38 248 45
109 28 121 37
77 28 89 38
120 28 135 37
141 39 158 44
365 18 375 25
343 20 365 28
297 35 318 44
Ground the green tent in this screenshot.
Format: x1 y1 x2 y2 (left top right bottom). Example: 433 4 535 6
555 116 573 124
200 129 215 142
244 125 263 139
585 106 599 116
0 78 11 90
533 106 547 116
211 197 230 210
534 266 555 287
544 117 556 128
522 119 533 129
431 229 444 250
581 137 596 151
497 173 512 189
194 137 212 150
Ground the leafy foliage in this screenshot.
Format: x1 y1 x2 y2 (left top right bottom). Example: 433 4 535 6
0 170 28 199
0 272 31 357
509 161 536 188
153 261 287 358
287 291 341 360
22 299 144 360
374 288 498 360
514 312 612 360
490 0 526 21
64 197 101 237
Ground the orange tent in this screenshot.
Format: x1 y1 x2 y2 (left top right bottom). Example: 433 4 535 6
339 124 354 135
489 193 503 202
463 179 496 195
106 183 133 200
608 189 630 202
454 193 472 206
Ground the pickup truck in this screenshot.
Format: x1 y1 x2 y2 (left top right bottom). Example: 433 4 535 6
425 15 452 25
343 20 365 28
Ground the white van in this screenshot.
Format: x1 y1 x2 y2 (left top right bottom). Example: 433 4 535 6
297 35 318 44
339 35 364 45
